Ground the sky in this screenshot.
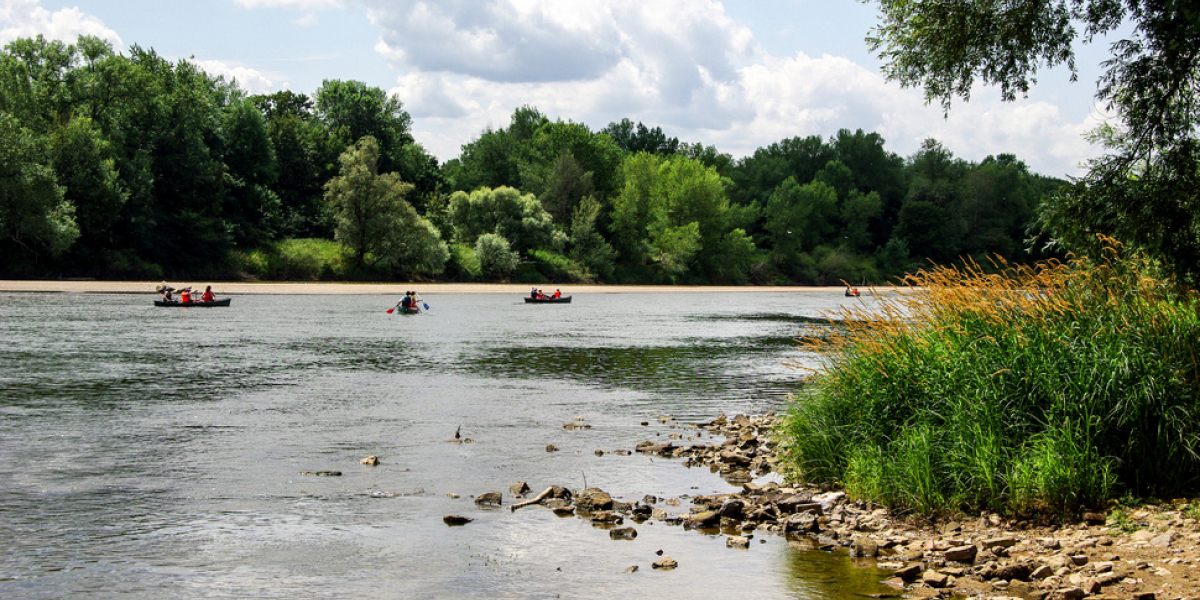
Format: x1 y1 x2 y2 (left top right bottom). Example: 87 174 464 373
2 0 1125 178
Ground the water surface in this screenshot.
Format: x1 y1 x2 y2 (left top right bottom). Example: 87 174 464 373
0 291 890 599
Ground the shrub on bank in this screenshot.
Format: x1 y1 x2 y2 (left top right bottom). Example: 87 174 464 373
234 238 349 280
779 239 1200 517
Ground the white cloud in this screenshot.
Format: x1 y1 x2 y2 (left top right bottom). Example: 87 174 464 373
232 0 342 9
193 59 279 94
360 0 1099 176
0 0 121 47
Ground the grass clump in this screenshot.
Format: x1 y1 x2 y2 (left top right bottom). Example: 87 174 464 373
779 238 1200 517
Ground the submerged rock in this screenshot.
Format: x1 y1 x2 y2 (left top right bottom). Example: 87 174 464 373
652 556 678 570
475 492 503 506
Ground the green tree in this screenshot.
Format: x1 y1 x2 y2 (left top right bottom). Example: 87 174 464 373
446 186 554 254
253 91 338 238
324 136 447 275
0 114 77 262
539 151 595 225
764 178 839 277
867 0 1200 282
610 152 740 280
52 116 125 269
222 98 280 247
602 118 680 155
568 195 616 280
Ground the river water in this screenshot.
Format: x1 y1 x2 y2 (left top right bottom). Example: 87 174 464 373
0 291 892 600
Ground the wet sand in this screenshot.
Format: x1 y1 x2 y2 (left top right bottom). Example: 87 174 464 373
0 280 865 295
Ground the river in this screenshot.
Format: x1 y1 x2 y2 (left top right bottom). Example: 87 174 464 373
0 290 892 599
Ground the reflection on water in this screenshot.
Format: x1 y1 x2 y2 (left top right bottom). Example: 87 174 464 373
0 291 892 599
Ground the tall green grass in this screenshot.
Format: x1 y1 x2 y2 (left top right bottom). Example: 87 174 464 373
779 239 1200 517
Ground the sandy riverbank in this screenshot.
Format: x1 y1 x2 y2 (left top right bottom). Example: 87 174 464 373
0 280 873 295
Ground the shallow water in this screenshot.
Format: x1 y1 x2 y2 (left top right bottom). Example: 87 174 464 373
0 291 891 599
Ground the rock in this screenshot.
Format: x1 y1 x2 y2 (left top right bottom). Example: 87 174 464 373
982 537 1018 549
776 495 823 515
510 482 531 496
590 511 624 525
546 444 559 452
718 499 745 520
1131 529 1156 542
894 564 923 581
575 488 614 511
988 563 1033 582
850 535 879 558
475 491 503 506
1082 512 1107 525
298 470 341 476
1150 531 1177 547
625 565 639 573
726 535 750 549
552 506 575 517
595 449 605 457
922 570 950 588
636 441 675 455
446 493 460 499
1049 587 1085 600
944 544 978 562
686 510 721 529
360 455 379 466
652 556 678 570
609 527 638 540
443 514 473 526
784 512 820 534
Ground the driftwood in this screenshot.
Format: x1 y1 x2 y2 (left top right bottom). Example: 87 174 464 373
510 486 556 512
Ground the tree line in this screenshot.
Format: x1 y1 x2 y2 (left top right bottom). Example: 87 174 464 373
1 34 1066 285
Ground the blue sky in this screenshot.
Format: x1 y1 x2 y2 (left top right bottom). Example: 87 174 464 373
3 0 1121 177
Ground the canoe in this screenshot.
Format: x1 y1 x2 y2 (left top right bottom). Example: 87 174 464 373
524 296 571 304
396 306 421 314
154 298 231 307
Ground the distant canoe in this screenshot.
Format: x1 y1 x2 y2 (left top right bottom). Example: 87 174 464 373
524 296 571 304
154 298 231 307
396 306 421 314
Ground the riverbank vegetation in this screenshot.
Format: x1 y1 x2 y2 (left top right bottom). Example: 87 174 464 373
780 240 1200 517
0 34 1064 285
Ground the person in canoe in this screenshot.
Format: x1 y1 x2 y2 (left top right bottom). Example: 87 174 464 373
201 285 216 302
180 287 193 303
553 289 562 299
161 287 174 302
530 287 538 299
397 292 414 312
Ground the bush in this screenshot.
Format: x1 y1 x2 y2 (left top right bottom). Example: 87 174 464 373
528 249 591 283
476 233 518 278
234 238 349 280
779 238 1200 517
445 243 481 280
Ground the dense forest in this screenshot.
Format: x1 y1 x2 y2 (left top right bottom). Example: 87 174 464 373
0 35 1067 285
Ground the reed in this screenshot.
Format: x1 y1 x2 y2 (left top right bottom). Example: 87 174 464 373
779 238 1200 516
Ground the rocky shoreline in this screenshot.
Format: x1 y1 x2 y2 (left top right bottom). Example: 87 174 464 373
448 413 1200 600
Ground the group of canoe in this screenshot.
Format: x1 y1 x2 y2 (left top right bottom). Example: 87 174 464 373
152 284 573 310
